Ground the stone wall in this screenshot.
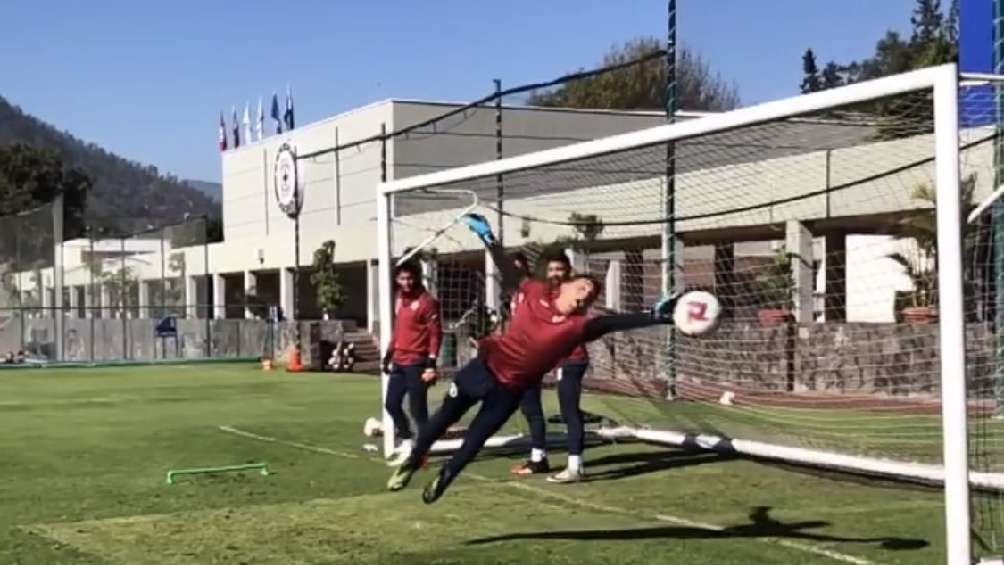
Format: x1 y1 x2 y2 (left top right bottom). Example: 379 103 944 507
586 321 994 399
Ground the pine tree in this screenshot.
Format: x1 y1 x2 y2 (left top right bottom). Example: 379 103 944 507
800 49 822 94
822 61 843 90
910 0 943 46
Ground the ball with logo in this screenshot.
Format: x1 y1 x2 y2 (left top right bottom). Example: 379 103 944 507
673 290 721 336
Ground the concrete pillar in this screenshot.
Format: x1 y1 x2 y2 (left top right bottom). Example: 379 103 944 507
786 220 815 323
244 271 257 320
280 267 295 321
824 232 847 322
212 273 226 320
605 259 622 311
367 260 379 333
421 255 438 298
101 284 113 320
714 243 735 319
484 252 499 311
185 276 198 319
138 281 150 319
68 286 79 318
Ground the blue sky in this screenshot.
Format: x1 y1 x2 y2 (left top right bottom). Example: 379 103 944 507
0 0 917 182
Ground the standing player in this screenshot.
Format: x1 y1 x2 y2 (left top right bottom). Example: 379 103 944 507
387 215 704 504
382 261 442 465
509 250 592 481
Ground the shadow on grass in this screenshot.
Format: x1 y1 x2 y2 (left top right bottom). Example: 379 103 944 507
466 505 929 550
582 448 736 482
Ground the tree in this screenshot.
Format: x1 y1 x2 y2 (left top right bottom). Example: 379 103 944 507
527 37 739 111
310 240 345 319
800 49 822 94
0 143 90 267
801 0 958 91
910 0 943 45
821 61 843 90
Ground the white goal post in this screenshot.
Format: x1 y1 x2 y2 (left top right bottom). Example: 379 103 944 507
377 64 972 564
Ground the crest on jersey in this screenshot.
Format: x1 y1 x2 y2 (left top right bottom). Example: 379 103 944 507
448 383 459 398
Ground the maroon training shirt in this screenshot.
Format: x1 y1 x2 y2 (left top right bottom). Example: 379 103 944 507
509 279 589 366
391 291 442 366
480 279 590 392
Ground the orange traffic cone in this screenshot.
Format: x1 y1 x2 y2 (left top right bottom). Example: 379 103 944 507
286 346 304 373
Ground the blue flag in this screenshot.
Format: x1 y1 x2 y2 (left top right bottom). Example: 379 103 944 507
270 92 283 134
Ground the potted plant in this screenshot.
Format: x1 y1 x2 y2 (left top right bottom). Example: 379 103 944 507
753 248 796 327
887 176 976 324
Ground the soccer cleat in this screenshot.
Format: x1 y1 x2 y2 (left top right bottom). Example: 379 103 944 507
422 467 453 504
510 457 551 476
546 467 584 484
386 459 418 491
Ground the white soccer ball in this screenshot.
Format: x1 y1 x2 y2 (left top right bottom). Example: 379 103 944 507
673 290 722 336
363 417 383 437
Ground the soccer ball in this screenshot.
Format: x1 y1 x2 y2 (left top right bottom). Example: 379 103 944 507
363 417 381 439
673 290 722 336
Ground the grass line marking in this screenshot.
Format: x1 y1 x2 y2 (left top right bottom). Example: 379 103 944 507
218 425 882 565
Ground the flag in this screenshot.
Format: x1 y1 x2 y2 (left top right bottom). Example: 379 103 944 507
283 84 295 131
270 92 283 134
255 97 264 141
242 102 252 144
218 112 227 151
232 106 240 148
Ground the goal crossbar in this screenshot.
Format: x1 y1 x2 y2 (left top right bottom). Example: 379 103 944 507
379 64 954 196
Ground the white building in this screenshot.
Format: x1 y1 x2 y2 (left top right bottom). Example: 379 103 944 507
7 98 994 332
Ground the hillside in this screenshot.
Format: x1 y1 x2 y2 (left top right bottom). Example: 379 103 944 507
0 95 220 234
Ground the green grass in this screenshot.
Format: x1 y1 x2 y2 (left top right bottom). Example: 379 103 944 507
0 363 958 564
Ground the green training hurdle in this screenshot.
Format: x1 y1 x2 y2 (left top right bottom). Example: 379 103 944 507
165 463 270 484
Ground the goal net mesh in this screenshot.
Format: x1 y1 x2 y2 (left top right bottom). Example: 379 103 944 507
386 78 1003 553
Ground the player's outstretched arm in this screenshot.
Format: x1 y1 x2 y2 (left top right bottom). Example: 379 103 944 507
461 213 521 294
581 295 678 342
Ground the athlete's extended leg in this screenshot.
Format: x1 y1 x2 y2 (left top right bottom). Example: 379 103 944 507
387 360 481 491
423 381 521 503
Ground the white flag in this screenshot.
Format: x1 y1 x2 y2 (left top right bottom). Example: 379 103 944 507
242 102 252 145
255 97 264 141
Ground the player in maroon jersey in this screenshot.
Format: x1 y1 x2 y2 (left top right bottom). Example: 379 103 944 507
382 261 443 464
387 215 680 504
509 250 595 483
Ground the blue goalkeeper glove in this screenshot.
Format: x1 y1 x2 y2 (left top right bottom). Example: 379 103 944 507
650 293 680 321
462 213 497 246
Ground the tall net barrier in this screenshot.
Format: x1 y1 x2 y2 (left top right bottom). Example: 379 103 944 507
383 68 992 497
0 202 57 361
0 208 262 364
960 75 1004 559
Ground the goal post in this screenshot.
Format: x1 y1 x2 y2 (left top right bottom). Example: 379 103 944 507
377 63 977 563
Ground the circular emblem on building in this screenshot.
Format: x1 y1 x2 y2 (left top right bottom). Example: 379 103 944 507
274 143 302 218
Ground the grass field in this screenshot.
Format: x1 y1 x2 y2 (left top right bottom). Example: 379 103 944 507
0 362 955 564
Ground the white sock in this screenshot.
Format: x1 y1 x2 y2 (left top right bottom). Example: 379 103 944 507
567 455 583 473
530 448 546 463
399 439 413 455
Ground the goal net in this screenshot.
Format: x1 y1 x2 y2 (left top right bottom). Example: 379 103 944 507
379 64 995 562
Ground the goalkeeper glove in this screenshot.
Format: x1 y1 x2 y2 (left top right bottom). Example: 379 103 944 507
462 213 497 246
650 293 680 321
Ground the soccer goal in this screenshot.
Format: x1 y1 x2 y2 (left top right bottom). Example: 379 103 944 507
377 63 1004 564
